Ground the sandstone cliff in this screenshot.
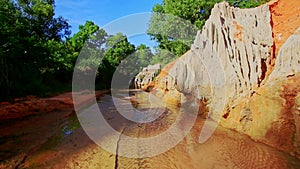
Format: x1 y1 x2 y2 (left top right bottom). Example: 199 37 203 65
152 0 300 158
134 64 161 90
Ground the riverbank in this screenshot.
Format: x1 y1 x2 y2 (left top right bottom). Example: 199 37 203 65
0 90 110 120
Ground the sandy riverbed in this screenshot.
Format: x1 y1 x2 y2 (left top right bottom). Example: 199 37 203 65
0 91 299 168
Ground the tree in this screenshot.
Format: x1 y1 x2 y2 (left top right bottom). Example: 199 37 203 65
17 0 70 41
0 0 71 99
95 33 136 88
134 44 154 68
73 26 108 72
104 33 135 67
69 21 100 52
154 0 219 29
226 0 269 8
150 49 175 67
148 0 218 58
62 21 104 76
115 44 154 78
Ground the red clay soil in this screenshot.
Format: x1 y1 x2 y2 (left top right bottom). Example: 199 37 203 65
147 51 190 91
0 90 110 120
143 54 182 91
233 21 244 42
269 0 300 56
265 74 300 155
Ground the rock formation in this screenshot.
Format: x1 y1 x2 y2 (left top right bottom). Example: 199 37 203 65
135 64 161 90
152 0 300 158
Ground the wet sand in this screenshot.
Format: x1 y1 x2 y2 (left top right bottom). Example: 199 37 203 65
0 91 299 169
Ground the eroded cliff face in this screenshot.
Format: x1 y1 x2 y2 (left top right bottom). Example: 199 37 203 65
153 0 300 158
134 64 161 90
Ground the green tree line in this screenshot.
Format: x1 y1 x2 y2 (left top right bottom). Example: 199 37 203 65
0 0 141 100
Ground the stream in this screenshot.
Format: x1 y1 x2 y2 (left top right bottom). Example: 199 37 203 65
0 90 299 169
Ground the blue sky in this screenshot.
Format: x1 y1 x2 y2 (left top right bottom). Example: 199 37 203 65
55 0 162 47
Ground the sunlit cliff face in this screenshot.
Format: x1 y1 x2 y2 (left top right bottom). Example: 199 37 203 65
151 0 300 158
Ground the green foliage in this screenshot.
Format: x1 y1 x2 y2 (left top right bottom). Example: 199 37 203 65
0 0 140 99
150 49 175 67
115 44 154 79
226 0 269 8
74 32 107 72
67 21 106 74
17 0 71 41
94 33 136 88
135 44 154 68
104 33 135 67
0 0 71 99
70 21 100 52
148 0 218 58
160 0 219 29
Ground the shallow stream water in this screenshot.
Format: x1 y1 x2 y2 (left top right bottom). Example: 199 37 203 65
0 90 299 168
